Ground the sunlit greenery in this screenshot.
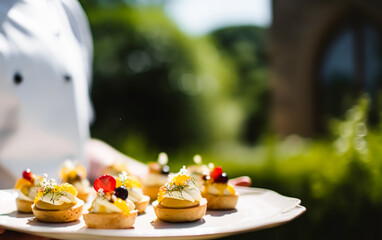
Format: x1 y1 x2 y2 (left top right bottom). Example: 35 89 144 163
85 3 267 161
82 1 382 239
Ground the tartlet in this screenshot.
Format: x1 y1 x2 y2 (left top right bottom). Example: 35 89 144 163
142 153 171 201
186 155 212 188
60 160 91 201
116 171 149 213
14 169 43 213
202 166 238 210
153 166 207 222
83 175 138 229
103 161 130 177
32 179 84 222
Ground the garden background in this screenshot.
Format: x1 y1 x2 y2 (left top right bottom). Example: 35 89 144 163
82 0 382 239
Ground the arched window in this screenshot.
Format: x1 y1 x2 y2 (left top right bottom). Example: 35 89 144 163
318 10 382 126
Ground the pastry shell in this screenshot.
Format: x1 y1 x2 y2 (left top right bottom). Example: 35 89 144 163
83 210 138 229
204 193 238 210
32 199 84 223
142 185 161 201
153 198 207 222
16 198 33 213
135 195 150 213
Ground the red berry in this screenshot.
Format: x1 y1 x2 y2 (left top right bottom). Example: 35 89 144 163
94 175 116 193
211 166 223 180
215 172 229 183
22 169 33 182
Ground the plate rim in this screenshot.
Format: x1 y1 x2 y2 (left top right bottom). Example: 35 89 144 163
0 188 305 239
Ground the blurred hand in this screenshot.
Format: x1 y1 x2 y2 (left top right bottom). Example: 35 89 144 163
229 176 252 187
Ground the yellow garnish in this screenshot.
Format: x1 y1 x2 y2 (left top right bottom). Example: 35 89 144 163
116 176 142 189
172 174 190 186
99 205 106 213
55 183 78 196
205 183 235 196
60 165 87 180
227 184 236 195
34 191 43 203
157 186 167 203
14 178 32 190
114 198 131 215
116 179 122 188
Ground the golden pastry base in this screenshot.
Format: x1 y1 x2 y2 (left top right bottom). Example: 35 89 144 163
142 185 161 201
135 195 150 213
83 210 138 229
152 198 207 222
204 193 238 210
32 200 84 223
16 198 33 213
77 191 90 202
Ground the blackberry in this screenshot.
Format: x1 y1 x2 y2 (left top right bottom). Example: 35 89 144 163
214 172 228 183
114 186 128 200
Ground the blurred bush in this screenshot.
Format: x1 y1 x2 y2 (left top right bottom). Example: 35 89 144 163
210 26 269 144
81 1 382 239
216 96 382 239
84 1 269 161
85 2 241 160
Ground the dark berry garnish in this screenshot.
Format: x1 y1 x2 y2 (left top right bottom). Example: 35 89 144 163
114 186 128 200
94 175 116 193
161 165 170 175
214 172 229 183
202 175 210 181
211 167 223 180
22 169 33 182
68 173 81 183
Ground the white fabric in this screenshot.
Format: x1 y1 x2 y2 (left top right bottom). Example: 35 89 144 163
0 0 93 188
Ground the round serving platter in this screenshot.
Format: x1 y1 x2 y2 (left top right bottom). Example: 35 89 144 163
0 187 305 240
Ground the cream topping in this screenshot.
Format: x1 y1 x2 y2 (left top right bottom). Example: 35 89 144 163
207 185 231 195
90 195 122 213
18 185 39 202
162 167 202 202
39 192 77 205
73 179 90 192
127 188 144 203
163 185 202 202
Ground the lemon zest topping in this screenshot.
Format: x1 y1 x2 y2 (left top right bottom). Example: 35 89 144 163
114 198 131 215
157 186 167 203
227 184 236 195
116 171 142 189
15 178 32 190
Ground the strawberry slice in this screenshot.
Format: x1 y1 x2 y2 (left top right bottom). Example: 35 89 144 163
22 169 33 182
210 166 223 181
94 175 116 193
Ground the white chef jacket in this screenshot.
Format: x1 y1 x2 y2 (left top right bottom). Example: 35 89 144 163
0 0 93 188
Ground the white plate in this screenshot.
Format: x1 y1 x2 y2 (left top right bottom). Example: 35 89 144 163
0 188 305 239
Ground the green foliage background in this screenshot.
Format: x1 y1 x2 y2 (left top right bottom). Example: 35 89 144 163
82 1 382 239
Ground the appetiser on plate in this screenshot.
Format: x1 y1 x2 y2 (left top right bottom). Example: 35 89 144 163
187 155 212 188
143 152 171 201
116 171 150 213
103 161 130 177
14 169 43 213
153 166 207 222
83 175 138 229
59 160 91 201
32 178 84 222
202 166 238 210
